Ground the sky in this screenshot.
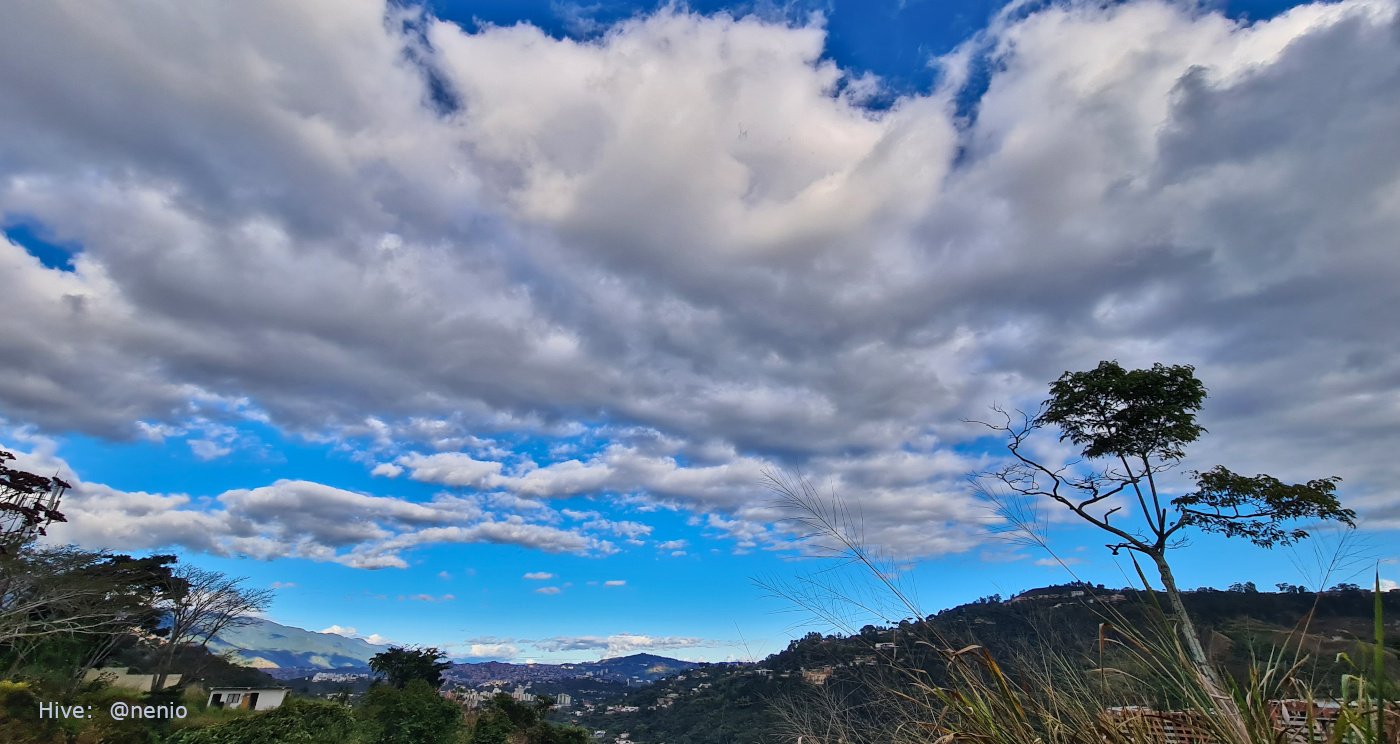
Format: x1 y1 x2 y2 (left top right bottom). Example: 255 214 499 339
1 0 1398 664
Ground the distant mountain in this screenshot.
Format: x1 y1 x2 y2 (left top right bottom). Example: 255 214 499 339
583 653 698 681
208 617 389 669
208 617 701 684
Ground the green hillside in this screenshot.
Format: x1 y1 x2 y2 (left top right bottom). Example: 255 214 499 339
565 585 1400 744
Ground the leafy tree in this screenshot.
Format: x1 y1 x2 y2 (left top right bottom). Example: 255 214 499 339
369 646 452 689
358 679 461 744
974 361 1354 712
153 565 273 690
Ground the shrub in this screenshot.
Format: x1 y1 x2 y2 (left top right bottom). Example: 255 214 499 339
165 697 354 744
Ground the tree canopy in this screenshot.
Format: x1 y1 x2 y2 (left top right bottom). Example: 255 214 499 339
369 646 452 689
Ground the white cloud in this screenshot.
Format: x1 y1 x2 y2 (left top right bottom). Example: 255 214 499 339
523 572 555 580
603 580 626 587
0 0 1397 563
656 539 688 551
188 439 232 461
534 586 562 594
460 643 520 660
371 463 404 478
11 445 620 568
398 452 503 488
408 593 455 602
270 581 297 589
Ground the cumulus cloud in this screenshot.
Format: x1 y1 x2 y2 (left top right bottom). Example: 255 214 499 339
603 580 626 587
534 586 563 594
459 643 520 660
321 625 357 636
1 0 1398 563
523 572 555 580
371 463 404 478
10 444 620 568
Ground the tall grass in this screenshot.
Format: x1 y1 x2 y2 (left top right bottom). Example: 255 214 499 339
761 474 1398 744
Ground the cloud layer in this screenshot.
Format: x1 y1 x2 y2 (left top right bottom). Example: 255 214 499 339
2 0 1399 562
9 441 617 568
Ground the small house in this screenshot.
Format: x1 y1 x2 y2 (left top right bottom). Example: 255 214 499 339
207 687 289 711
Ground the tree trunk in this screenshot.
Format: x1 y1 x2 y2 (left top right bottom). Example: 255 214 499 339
1152 554 1248 739
152 642 179 692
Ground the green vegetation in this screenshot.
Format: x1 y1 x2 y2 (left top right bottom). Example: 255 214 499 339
467 693 590 744
569 586 1399 744
370 646 453 689
358 680 462 744
165 697 356 744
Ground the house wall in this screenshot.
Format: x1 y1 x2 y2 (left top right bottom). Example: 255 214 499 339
252 689 288 710
82 668 181 691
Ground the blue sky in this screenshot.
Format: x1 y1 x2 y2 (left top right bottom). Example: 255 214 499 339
2 0 1399 663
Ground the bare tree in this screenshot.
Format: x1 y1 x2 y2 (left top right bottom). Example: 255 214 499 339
0 546 174 682
153 565 273 690
972 361 1354 727
1 548 123 648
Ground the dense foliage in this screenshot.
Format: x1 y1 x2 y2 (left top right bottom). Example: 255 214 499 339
469 693 590 744
370 646 453 689
166 698 356 744
359 680 462 744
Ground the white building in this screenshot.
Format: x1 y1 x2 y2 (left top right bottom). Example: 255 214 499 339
555 693 572 708
207 687 289 711
311 672 368 683
82 667 181 692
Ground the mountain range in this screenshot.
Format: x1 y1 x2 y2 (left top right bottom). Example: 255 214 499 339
207 617 389 670
211 617 702 686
